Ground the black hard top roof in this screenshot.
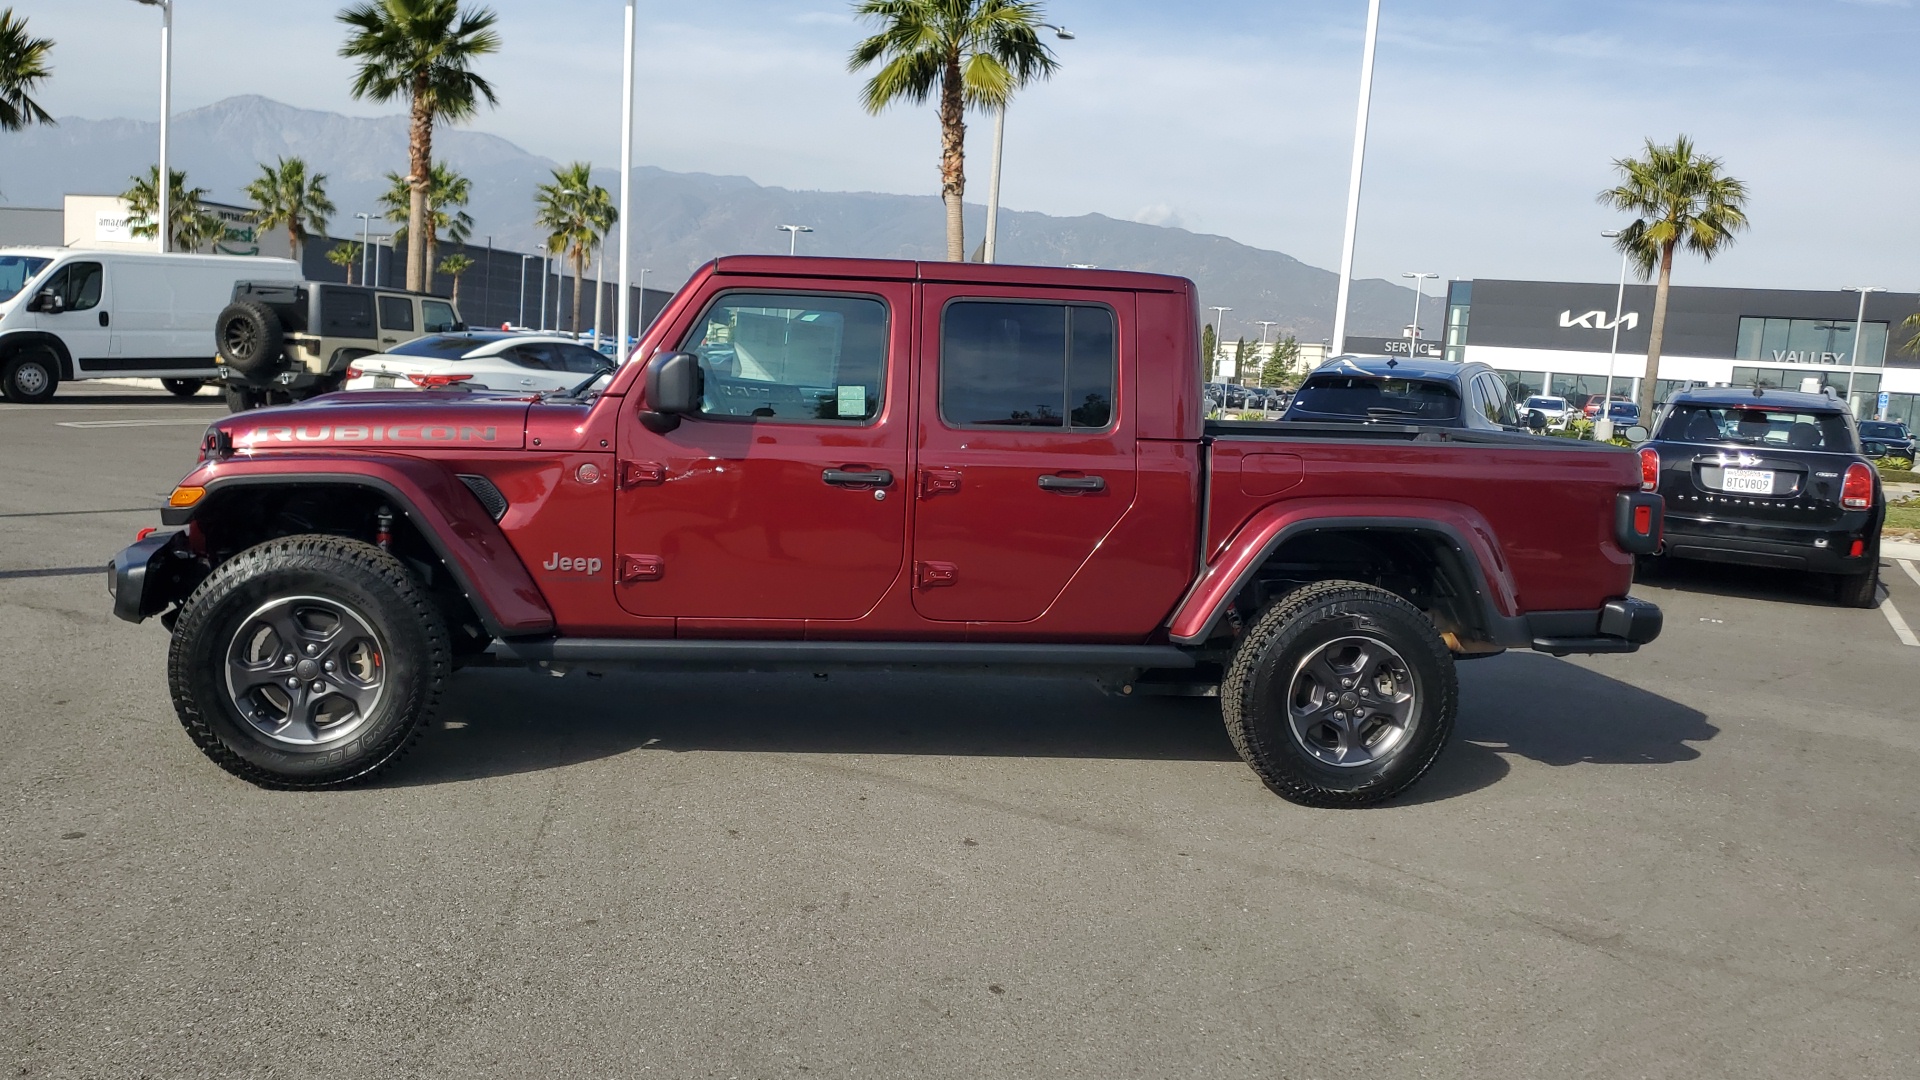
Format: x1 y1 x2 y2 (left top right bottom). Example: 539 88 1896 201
1310 354 1476 381
1668 386 1847 411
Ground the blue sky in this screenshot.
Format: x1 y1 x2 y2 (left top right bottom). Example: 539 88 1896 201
20 0 1920 291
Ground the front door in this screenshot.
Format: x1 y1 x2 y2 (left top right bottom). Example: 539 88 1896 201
31 260 112 367
911 287 1137 623
613 282 912 622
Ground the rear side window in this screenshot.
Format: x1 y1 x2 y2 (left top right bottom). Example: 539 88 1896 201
421 300 458 333
319 287 375 337
378 296 415 332
502 343 561 370
556 344 609 373
389 334 487 358
940 301 1116 429
679 292 889 424
1290 376 1461 421
1658 404 1854 452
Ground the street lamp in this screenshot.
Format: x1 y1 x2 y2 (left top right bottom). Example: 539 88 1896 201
131 0 172 253
355 213 372 284
776 224 814 256
1330 0 1383 356
616 0 638 359
983 23 1074 264
1209 306 1232 382
1597 230 1632 441
1402 272 1436 359
1842 285 1887 419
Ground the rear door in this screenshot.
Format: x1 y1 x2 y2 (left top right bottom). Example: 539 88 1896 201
910 287 1137 623
1659 404 1857 525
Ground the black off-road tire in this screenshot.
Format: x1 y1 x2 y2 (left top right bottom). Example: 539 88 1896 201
214 300 284 375
1832 567 1879 609
2 345 61 403
167 535 449 789
1221 580 1457 808
161 378 205 397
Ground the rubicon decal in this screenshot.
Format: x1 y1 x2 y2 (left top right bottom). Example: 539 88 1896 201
543 552 603 575
234 425 499 446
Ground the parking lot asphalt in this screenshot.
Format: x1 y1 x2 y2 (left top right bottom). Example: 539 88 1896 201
4 386 1917 1080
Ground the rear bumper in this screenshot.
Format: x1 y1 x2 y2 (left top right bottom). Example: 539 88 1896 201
1663 515 1877 574
1520 596 1665 656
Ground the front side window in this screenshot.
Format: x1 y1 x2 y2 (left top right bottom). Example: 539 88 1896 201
378 295 415 332
679 292 888 423
0 255 52 304
421 300 458 333
1658 404 1853 452
940 301 1115 429
40 262 103 312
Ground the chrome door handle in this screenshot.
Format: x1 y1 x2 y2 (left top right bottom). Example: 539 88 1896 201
823 468 893 487
1038 474 1105 492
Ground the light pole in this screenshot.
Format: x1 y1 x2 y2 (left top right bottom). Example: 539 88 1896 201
519 254 539 328
776 224 814 256
1331 0 1383 357
1209 306 1232 382
131 0 172 253
593 244 604 345
1401 272 1436 359
355 213 372 285
984 23 1074 264
615 0 638 359
1842 285 1886 419
1597 231 1632 441
539 254 551 332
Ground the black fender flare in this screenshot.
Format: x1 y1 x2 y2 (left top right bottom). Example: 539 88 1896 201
0 331 75 379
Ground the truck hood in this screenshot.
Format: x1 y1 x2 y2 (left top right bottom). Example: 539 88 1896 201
214 391 534 452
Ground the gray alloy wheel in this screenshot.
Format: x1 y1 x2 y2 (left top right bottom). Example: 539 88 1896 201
1284 635 1418 768
223 595 387 747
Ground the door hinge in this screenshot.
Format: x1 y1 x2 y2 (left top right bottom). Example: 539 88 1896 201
919 468 962 499
620 460 666 488
915 560 958 589
618 555 664 584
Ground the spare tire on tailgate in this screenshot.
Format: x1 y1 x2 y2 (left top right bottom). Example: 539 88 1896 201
215 300 283 374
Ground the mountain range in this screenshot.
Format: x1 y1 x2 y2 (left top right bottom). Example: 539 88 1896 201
0 95 1438 341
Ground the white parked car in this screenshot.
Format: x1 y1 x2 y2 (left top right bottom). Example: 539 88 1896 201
1521 394 1571 429
343 332 612 394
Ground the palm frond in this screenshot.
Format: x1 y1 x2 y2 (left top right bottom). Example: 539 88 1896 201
0 7 57 132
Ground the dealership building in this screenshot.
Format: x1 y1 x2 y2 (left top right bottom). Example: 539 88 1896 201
1441 279 1920 424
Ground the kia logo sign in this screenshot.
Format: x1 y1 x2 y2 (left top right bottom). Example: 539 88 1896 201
1560 309 1639 331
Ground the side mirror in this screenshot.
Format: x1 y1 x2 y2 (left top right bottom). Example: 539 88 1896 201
1526 409 1548 433
640 351 702 433
1623 425 1650 443
28 290 62 314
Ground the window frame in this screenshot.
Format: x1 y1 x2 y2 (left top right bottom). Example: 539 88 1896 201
935 296 1121 434
421 299 458 334
673 287 894 428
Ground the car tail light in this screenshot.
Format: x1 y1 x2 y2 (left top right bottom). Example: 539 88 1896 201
407 373 473 389
345 365 363 379
1638 447 1659 491
1849 539 1865 558
1841 462 1873 510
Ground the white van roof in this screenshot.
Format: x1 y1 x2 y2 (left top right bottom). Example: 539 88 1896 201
0 247 299 272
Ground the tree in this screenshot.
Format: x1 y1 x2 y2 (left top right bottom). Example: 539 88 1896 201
0 7 53 132
1598 135 1749 418
338 0 499 292
437 252 474 306
124 166 223 252
1201 323 1217 379
1232 336 1250 384
849 0 1060 262
327 240 364 284
533 162 616 333
377 164 472 293
246 156 336 263
1263 336 1301 388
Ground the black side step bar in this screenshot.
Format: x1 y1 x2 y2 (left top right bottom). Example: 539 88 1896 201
491 638 1196 673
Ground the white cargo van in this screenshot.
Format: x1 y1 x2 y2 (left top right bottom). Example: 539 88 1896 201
0 248 302 403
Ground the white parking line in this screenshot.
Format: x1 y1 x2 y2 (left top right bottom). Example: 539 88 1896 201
1883 598 1920 648
55 419 213 429
1901 559 1920 590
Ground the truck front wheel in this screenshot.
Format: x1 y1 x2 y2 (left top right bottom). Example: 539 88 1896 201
167 535 449 789
1221 581 1457 808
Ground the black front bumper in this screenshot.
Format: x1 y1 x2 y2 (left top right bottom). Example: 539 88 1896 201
107 530 203 624
1663 515 1876 575
1523 597 1665 656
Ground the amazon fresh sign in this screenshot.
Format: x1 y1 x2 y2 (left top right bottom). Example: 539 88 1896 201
1559 309 1639 331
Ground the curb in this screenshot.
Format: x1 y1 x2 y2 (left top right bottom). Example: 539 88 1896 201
1884 539 1920 561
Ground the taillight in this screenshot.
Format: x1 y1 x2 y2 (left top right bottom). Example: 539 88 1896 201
407 373 473 389
345 365 363 379
1841 462 1874 510
1638 447 1659 491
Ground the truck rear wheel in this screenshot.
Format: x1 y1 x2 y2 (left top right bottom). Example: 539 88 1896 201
1221 581 1456 808
167 535 449 789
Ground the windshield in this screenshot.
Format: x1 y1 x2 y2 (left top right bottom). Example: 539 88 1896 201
1288 376 1460 421
0 255 52 304
1657 404 1854 452
387 335 499 359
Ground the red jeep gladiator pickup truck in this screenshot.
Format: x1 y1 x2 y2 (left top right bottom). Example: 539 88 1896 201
110 257 1663 807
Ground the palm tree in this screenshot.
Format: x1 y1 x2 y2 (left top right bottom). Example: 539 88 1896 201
377 164 472 293
437 252 474 306
124 166 223 252
849 0 1059 261
0 7 53 131
1599 135 1749 417
338 0 499 292
246 157 336 263
327 240 364 284
533 162 617 333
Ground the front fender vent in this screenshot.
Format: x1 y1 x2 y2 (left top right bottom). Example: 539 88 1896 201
457 474 509 521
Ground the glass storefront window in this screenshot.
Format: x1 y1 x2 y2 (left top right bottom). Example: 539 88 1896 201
1499 370 1546 398
1736 316 1886 367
